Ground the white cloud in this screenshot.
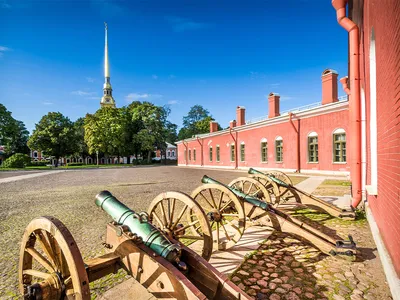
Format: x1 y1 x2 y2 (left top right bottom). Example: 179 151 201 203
42 101 53 105
86 96 99 100
125 93 163 102
152 74 158 79
86 77 95 83
168 100 178 105
0 46 11 58
165 16 211 33
71 90 96 96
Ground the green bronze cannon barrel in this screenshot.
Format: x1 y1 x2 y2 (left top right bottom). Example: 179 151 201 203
248 168 290 188
202 175 269 210
95 191 181 264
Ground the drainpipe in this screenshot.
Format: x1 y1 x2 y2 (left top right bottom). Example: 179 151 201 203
340 76 351 95
183 140 188 166
196 136 204 166
229 128 238 169
332 0 362 209
289 112 300 173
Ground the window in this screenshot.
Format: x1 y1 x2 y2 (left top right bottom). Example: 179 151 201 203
189 149 191 161
230 144 235 161
275 137 283 162
193 149 196 161
216 146 220 162
240 143 245 162
209 147 213 162
167 151 170 157
184 150 187 161
172 150 175 157
261 141 268 162
308 132 318 162
333 131 346 162
33 151 38 158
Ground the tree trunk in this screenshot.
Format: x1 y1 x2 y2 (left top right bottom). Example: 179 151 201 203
55 156 59 167
147 151 151 163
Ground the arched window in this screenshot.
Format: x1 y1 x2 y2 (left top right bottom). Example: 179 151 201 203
260 138 268 162
216 145 220 162
209 146 213 162
275 136 283 162
240 142 245 162
308 132 318 163
230 143 235 162
189 149 191 161
33 151 38 158
333 129 346 162
172 150 175 157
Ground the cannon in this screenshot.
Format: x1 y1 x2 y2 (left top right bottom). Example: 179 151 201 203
239 168 356 219
19 191 251 300
190 175 357 259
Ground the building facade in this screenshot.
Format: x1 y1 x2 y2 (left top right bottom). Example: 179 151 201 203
332 0 400 290
177 69 350 175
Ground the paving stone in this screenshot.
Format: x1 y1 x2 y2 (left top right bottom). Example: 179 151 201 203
261 289 269 293
248 259 257 264
350 294 363 300
293 287 302 295
281 276 289 283
253 273 263 279
262 271 270 277
270 273 279 278
269 282 277 289
293 268 303 273
352 289 363 295
247 289 257 296
232 276 240 282
305 293 315 299
238 270 249 276
257 279 268 288
286 292 300 300
248 278 258 283
332 295 345 300
257 293 269 300
238 283 245 290
275 287 286 294
269 294 281 300
345 271 355 278
291 261 301 267
267 263 277 268
281 284 292 290
271 278 283 284
334 273 346 281
251 285 261 290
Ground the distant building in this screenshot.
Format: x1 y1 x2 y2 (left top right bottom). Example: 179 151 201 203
154 143 177 160
0 146 5 165
177 69 349 175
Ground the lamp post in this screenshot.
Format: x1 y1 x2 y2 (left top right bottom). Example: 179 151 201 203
96 150 99 167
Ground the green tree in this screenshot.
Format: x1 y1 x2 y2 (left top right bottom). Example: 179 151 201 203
0 104 29 155
178 105 221 140
73 117 89 158
28 112 77 166
84 107 129 162
129 102 170 163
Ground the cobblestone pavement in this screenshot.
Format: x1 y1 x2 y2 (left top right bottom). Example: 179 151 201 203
230 209 392 300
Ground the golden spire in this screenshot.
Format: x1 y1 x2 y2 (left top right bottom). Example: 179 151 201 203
104 22 109 78
100 22 116 108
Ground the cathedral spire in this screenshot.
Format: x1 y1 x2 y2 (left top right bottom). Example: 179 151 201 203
100 22 116 108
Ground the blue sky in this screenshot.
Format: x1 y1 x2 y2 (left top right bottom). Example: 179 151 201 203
0 0 348 133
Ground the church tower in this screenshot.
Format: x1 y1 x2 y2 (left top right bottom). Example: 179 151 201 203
100 22 116 108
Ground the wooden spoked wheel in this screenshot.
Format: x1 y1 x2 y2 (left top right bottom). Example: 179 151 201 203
19 216 90 300
228 177 272 204
191 184 246 251
249 175 281 205
266 170 293 186
148 191 213 261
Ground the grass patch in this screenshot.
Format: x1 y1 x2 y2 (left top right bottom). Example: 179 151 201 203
288 175 309 185
322 179 351 186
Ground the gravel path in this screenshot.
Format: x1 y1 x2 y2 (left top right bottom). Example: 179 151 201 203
0 171 43 179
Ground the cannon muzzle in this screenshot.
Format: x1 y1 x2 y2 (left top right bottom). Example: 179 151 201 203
248 168 290 187
248 167 264 176
95 191 181 264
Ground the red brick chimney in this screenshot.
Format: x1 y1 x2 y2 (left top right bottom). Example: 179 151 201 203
321 69 338 105
268 93 280 118
229 120 237 129
210 121 218 133
236 106 245 126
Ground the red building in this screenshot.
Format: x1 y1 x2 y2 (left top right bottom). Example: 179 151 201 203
331 0 400 295
177 69 350 175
